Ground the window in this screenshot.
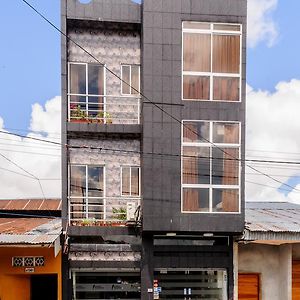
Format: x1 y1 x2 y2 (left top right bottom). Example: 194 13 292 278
121 166 140 196
68 62 105 119
182 121 240 213
182 22 241 101
121 65 140 95
69 165 104 219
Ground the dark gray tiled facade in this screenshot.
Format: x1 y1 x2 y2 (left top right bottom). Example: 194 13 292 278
142 0 246 233
61 1 247 299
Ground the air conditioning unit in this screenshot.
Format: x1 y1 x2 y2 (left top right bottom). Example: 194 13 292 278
126 202 137 221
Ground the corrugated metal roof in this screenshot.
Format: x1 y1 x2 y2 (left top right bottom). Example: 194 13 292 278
0 199 61 211
244 202 300 241
0 218 61 245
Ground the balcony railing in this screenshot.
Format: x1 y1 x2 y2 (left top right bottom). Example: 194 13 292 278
69 196 141 226
68 95 141 125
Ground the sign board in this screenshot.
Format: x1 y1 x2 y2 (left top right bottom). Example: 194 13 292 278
25 267 35 273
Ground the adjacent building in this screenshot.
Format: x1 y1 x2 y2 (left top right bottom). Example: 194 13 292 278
61 0 247 299
0 199 62 300
238 202 300 300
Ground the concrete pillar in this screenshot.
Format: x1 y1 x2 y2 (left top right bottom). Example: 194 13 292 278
141 235 154 300
233 242 239 300
279 244 292 300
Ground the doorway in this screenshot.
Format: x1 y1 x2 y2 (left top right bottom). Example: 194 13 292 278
31 274 57 300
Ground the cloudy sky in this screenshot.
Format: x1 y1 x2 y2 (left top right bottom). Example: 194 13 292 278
0 0 299 202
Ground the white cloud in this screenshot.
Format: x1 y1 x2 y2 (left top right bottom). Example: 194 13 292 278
247 0 278 48
246 79 300 203
0 96 61 199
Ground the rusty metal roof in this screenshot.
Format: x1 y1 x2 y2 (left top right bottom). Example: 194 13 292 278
0 218 61 245
244 202 300 241
0 199 61 211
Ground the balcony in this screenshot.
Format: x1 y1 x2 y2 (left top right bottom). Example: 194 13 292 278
68 96 141 125
69 196 141 227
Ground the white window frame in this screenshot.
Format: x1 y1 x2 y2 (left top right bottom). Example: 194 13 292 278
120 64 140 96
67 62 106 119
181 120 241 214
182 22 242 102
120 165 141 197
68 164 106 219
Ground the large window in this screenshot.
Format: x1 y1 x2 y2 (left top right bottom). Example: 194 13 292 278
73 271 140 300
182 22 241 101
121 64 140 95
182 121 240 213
121 166 140 197
69 165 104 220
68 62 105 119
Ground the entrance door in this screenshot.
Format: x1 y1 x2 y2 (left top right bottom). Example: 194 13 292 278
293 261 300 300
238 273 259 300
154 269 227 299
31 275 57 300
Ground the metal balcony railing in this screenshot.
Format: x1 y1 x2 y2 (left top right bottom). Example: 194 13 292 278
68 95 141 125
69 196 141 226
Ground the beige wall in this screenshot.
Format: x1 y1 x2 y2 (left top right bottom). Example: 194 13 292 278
238 243 292 300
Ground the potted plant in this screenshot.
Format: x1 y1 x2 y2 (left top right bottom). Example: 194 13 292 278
111 207 127 226
70 105 88 123
80 218 96 226
95 111 113 124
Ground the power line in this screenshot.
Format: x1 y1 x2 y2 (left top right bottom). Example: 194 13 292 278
19 0 300 193
245 180 299 193
1 129 300 165
0 130 61 146
0 152 46 199
0 148 60 157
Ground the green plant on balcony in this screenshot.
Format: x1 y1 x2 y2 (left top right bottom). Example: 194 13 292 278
95 111 113 124
70 105 88 122
80 218 96 226
112 207 127 221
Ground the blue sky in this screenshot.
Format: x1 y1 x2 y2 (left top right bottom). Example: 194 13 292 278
247 1 300 91
0 1 299 129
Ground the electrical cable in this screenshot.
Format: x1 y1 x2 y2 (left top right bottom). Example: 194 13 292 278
0 152 46 200
18 0 300 193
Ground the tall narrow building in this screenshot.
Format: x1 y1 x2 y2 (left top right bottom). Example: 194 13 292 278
61 1 246 299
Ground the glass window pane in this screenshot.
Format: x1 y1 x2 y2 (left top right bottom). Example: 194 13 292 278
122 167 130 196
213 24 241 31
212 34 240 73
88 166 104 197
70 64 86 94
183 188 209 212
70 198 85 220
131 167 140 196
70 96 87 120
213 189 239 212
122 65 131 94
70 165 86 197
183 75 210 100
183 33 211 72
183 21 210 30
213 123 239 144
88 96 104 119
212 148 239 185
183 121 210 143
183 146 210 184
131 66 140 94
88 65 104 95
213 77 240 101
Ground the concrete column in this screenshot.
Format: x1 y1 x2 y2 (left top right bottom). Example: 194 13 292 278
141 235 154 300
279 244 292 300
233 242 239 300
